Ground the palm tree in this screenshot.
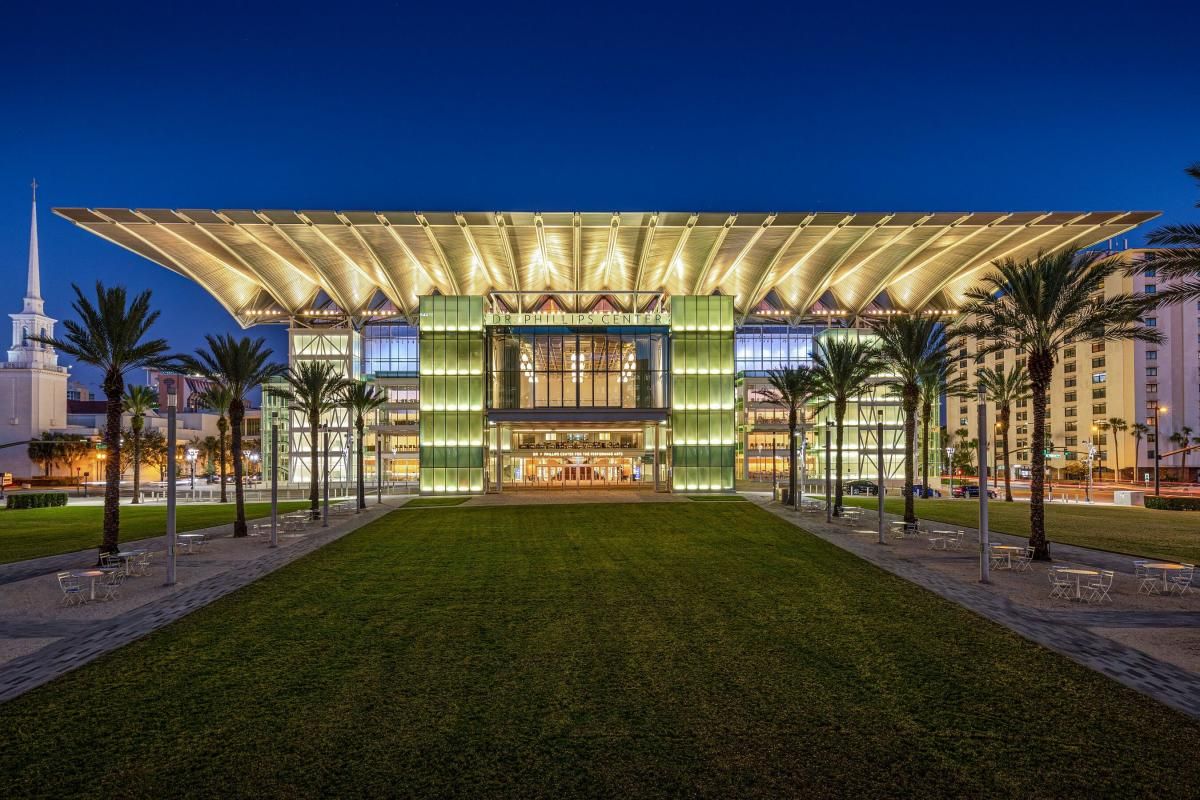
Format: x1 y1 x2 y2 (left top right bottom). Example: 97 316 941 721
1180 426 1195 482
341 381 388 510
811 334 884 516
30 283 176 558
973 364 1030 502
201 435 220 478
181 335 285 537
956 248 1161 559
278 361 352 519
1169 430 1189 482
122 384 157 505
876 317 954 523
1131 422 1150 483
195 383 234 503
759 366 820 508
1125 163 1200 303
918 362 966 498
1106 417 1128 482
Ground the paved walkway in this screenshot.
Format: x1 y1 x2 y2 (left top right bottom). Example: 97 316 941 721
747 493 1200 720
0 499 402 704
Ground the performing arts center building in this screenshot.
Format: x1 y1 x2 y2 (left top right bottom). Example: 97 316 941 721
55 209 1156 495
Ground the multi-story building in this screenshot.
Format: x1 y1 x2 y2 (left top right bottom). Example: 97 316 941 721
56 208 1156 494
950 249 1200 484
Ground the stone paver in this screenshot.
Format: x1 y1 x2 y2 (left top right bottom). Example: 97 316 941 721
748 493 1200 720
0 500 399 704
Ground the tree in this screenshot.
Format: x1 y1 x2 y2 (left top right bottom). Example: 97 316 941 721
340 381 388 510
1107 417 1128 481
811 334 884 516
952 427 978 474
194 383 234 503
277 361 352 519
26 432 92 478
973 364 1030 502
1126 163 1200 303
956 248 1161 559
918 362 966 498
1131 422 1150 483
123 384 158 504
1061 460 1088 481
876 316 954 523
1169 429 1190 482
759 366 820 508
30 283 176 558
201 435 220 477
181 335 286 537
140 428 168 479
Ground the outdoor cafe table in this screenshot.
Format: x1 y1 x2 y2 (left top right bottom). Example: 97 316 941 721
1144 563 1186 593
107 549 146 573
928 530 956 550
1056 568 1100 600
991 545 1022 569
177 533 205 554
69 567 116 601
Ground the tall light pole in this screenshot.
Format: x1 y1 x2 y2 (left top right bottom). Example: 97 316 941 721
824 419 832 523
876 410 885 545
164 378 177 587
270 411 279 548
946 446 955 497
376 408 383 505
798 418 808 510
976 384 990 584
322 424 330 527
1084 440 1096 503
186 447 198 492
1154 406 1166 496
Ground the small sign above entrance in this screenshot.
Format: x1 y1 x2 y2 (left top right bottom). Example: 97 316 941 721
485 311 670 327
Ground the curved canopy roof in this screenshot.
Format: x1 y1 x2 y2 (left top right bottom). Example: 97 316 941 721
54 208 1157 326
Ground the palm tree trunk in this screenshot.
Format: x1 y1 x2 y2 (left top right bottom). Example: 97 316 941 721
101 373 123 559
356 417 366 510
902 388 918 523
229 400 248 536
920 401 931 500
309 418 320 519
218 427 228 504
1028 351 1053 560
833 398 846 515
999 407 1013 502
131 432 141 505
1133 439 1141 483
1112 436 1120 482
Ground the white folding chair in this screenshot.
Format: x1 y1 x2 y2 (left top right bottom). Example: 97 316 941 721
1086 570 1114 604
57 572 86 606
1169 564 1195 596
1138 566 1163 595
97 569 125 602
1048 568 1073 599
1012 546 1035 572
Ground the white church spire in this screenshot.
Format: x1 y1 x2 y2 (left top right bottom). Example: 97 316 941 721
24 179 43 315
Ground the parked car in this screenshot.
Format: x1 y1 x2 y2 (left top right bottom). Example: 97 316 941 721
846 480 878 496
912 484 942 498
951 484 998 499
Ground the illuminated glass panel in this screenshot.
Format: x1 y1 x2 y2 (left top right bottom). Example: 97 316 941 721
670 296 735 492
418 296 485 494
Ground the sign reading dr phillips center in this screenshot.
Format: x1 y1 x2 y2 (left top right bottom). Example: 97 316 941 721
484 311 670 327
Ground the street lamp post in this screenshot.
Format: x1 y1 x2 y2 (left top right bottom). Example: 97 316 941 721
977 385 990 584
1084 441 1096 503
876 411 885 546
824 419 832 523
164 378 178 587
946 447 956 497
322 424 330 527
270 411 279 548
186 447 198 492
1154 406 1167 496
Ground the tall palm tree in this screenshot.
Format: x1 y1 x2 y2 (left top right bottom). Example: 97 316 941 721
811 334 884 516
1131 422 1150 483
876 316 953 523
759 366 820 508
181 335 285 536
30 283 176 558
1180 426 1195 482
341 381 388 510
1106 417 1128 482
918 362 966 498
973 364 1030 502
201 435 220 478
1125 163 1200 302
195 383 234 503
956 248 1161 559
122 384 157 505
1169 430 1189 482
278 361 352 519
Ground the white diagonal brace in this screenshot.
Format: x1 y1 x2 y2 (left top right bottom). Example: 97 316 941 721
415 213 462 296
691 214 737 296
377 213 447 298
257 213 356 313
630 212 660 311
708 212 777 295
336 213 412 318
455 213 500 289
492 213 523 312
740 214 815 321
852 214 974 314
797 215 892 313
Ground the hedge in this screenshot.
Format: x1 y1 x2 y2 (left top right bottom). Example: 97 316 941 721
1144 495 1200 511
6 492 69 510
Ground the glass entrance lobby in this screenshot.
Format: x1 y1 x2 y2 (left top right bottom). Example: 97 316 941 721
495 425 663 489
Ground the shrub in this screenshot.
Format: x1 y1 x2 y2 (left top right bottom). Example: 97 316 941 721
6 491 69 510
1144 495 1200 511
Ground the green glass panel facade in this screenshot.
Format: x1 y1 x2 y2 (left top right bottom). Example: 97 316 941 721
670 296 735 491
418 296 485 494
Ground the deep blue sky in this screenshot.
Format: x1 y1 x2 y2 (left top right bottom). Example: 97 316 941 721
1 0 1196 390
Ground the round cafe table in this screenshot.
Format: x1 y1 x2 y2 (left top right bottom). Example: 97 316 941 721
69 567 115 601
991 545 1022 569
1144 563 1185 594
1056 568 1100 600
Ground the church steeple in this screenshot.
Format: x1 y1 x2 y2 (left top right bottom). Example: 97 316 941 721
24 179 42 315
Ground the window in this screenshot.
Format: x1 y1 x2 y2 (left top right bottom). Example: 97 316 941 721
1016 398 1027 408
1096 434 1108 445
1143 267 1155 277
1064 391 1077 403
959 360 967 370
1092 403 1107 415
1017 425 1028 435
1091 342 1105 353
1093 388 1106 399
1064 377 1077 389
1145 317 1157 327
1016 411 1028 422
1064 347 1076 359
959 405 968 415
1064 362 1076 374
1144 284 1157 294
1147 400 1159 412
1147 367 1158 377
1146 350 1158 361
1091 357 1105 368
959 417 968 427
1147 383 1158 394
1149 433 1157 444
1065 406 1077 418
1064 421 1077 432
1015 358 1026 369
1092 372 1106 383
1065 436 1078 447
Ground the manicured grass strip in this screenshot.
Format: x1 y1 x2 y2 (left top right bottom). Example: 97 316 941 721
686 494 746 502
0 501 310 564
842 495 1200 564
403 497 470 507
1 502 1198 798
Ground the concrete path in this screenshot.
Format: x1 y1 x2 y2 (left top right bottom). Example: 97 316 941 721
0 499 402 704
747 494 1200 720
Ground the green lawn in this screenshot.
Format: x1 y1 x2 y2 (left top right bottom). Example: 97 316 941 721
0 501 309 564
2 503 1198 798
403 496 470 507
842 496 1200 564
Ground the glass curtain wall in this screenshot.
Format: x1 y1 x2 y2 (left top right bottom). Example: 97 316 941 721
670 296 736 491
418 296 485 494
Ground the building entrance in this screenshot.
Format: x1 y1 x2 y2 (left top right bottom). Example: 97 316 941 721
499 425 659 490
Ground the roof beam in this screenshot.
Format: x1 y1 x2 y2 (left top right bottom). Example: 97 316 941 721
600 213 620 309
851 214 974 314
794 215 876 314
300 213 400 318
415 213 462 296
492 213 523 312
740 214 815 322
212 211 323 294
767 214 854 302
256 213 357 313
691 214 737 296
708 213 777 296
455 213 500 290
631 212 662 311
376 214 447 298
336 213 412 319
